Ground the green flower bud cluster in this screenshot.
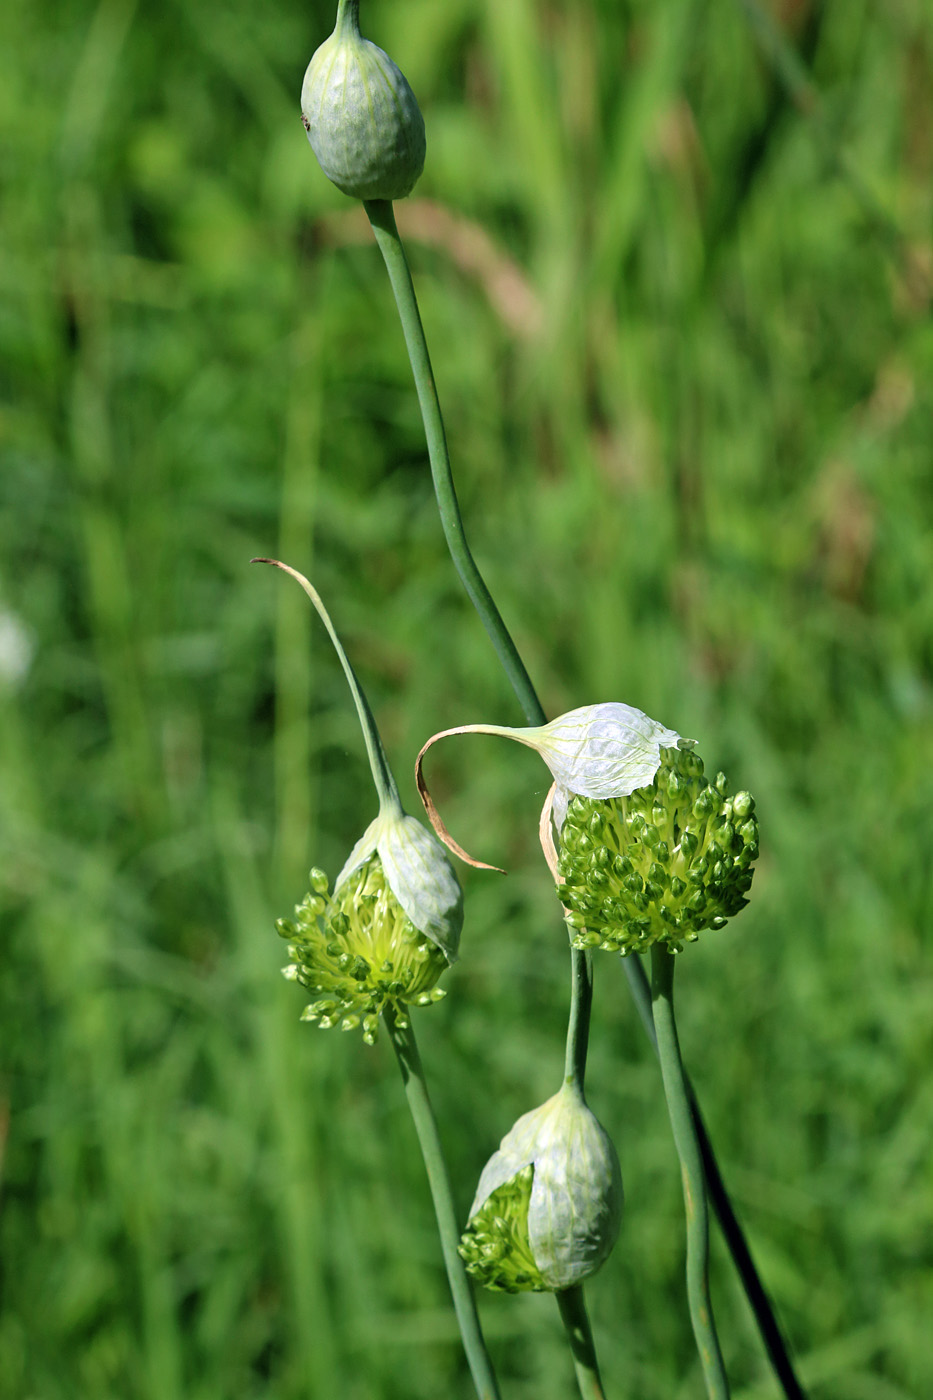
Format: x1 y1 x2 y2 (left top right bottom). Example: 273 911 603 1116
459 1084 622 1294
277 857 447 1045
459 1164 545 1293
556 744 759 955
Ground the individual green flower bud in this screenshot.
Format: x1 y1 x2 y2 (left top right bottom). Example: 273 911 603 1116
459 1082 622 1293
255 559 461 1043
557 746 759 955
301 0 426 202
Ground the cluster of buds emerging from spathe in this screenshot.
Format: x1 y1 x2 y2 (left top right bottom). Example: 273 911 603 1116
556 742 758 955
459 1081 622 1294
417 702 759 955
257 560 462 1044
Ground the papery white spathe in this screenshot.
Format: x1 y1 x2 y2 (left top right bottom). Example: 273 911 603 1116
338 804 462 963
469 1083 622 1290
416 701 685 869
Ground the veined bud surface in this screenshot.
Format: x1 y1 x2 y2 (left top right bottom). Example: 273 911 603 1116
557 744 759 955
459 1083 622 1293
301 0 426 201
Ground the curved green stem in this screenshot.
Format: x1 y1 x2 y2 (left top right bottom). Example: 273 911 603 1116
556 1285 607 1400
252 557 401 814
383 1005 501 1400
649 946 729 1400
564 946 594 1092
364 198 544 728
362 192 801 1398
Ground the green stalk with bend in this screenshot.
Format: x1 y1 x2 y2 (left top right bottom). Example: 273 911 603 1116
384 1005 501 1400
362 195 803 1399
650 945 729 1399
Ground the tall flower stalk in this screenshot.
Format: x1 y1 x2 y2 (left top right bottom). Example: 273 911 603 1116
294 2 805 1396
256 560 500 1400
361 185 796 1400
650 946 729 1399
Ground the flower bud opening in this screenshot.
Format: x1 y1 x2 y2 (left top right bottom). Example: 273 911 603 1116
282 856 448 1045
556 745 759 954
459 1084 622 1293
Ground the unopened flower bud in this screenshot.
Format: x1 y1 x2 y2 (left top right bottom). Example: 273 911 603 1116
459 1082 622 1293
301 0 426 202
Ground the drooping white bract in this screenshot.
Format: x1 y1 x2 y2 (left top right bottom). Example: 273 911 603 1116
416 701 686 867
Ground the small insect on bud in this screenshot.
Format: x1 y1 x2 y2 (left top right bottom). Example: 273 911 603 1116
459 1082 622 1293
254 559 462 1044
301 0 426 202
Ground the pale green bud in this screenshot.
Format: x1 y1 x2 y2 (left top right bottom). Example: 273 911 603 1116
459 1083 622 1293
301 0 426 202
338 804 462 962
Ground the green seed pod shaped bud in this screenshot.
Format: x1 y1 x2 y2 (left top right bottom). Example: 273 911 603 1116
556 745 759 955
301 0 426 202
255 560 461 1044
459 1082 622 1293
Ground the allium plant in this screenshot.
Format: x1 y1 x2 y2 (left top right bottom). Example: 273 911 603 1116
257 5 806 1399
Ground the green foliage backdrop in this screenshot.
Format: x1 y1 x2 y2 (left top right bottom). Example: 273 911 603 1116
1 0 931 1395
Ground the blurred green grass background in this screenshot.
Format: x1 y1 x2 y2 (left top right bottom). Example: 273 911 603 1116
1 0 932 1395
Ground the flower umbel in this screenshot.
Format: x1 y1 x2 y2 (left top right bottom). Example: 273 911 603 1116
557 743 759 955
459 1082 622 1293
277 859 447 1045
255 560 462 1043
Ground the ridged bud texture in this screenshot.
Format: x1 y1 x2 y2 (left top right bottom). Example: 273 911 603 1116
277 856 447 1045
556 745 759 954
301 11 425 202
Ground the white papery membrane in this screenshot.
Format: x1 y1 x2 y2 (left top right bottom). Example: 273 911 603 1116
417 701 686 869
338 806 462 964
469 1083 623 1291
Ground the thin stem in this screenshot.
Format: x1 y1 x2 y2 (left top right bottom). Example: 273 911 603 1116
383 1005 501 1400
649 946 729 1400
564 947 594 1092
363 193 803 1398
252 557 402 813
621 954 805 1399
364 198 546 731
556 1285 607 1400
